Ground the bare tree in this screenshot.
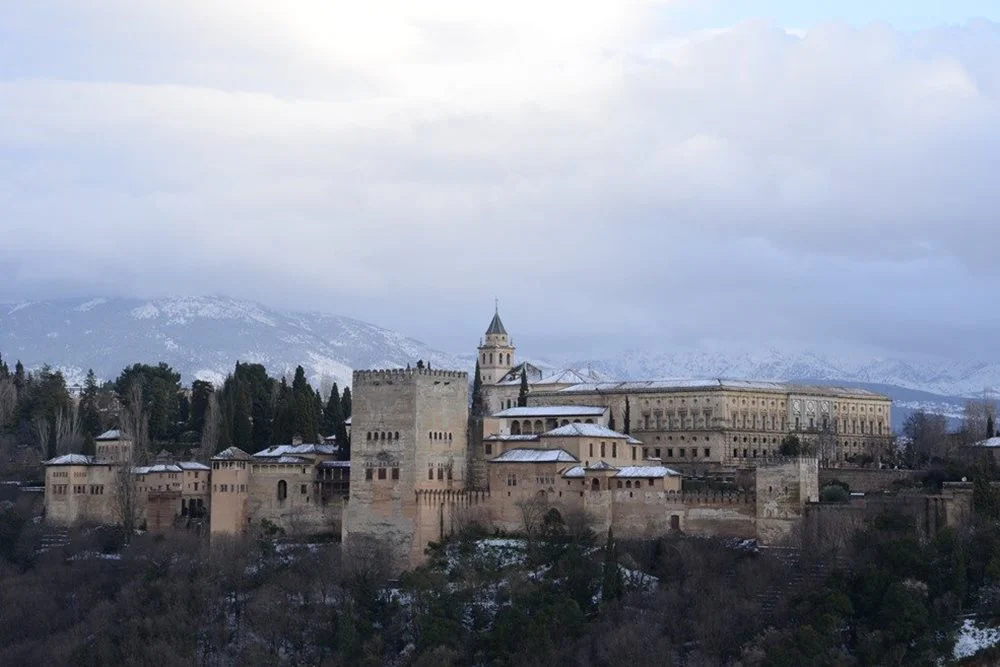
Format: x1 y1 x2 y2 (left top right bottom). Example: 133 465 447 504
516 494 550 539
962 395 997 444
54 405 82 455
199 389 221 461
114 379 150 536
31 415 51 460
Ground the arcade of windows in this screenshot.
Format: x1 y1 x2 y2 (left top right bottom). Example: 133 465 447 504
426 465 452 481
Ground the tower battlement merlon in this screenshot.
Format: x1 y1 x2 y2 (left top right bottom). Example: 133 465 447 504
352 368 469 385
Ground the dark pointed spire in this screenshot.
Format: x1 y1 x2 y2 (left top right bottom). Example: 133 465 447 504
485 302 507 336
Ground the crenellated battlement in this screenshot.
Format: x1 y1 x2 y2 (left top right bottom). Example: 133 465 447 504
607 489 755 505
353 368 468 385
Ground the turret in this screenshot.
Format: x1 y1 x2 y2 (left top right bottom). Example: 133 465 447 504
477 305 515 385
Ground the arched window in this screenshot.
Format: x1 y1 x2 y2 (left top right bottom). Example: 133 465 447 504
511 421 521 435
490 353 494 364
534 420 543 433
591 478 600 492
277 480 287 501
366 432 371 441
394 431 400 440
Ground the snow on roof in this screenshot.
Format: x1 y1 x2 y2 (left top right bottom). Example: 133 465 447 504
45 454 96 466
614 466 680 478
318 460 351 468
563 466 585 478
271 456 310 464
344 417 351 425
490 448 579 463
484 434 541 442
252 444 337 458
546 378 885 398
95 429 122 441
497 366 610 387
212 446 251 461
135 464 182 474
974 437 1000 448
493 405 606 418
177 461 210 471
541 423 639 442
588 461 616 470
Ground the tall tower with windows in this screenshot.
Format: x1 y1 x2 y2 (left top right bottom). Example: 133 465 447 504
477 304 515 385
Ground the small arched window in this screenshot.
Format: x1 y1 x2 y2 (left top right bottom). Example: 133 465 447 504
277 480 287 501
394 431 400 440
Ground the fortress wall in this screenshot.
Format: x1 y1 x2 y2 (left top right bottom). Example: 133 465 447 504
819 467 923 493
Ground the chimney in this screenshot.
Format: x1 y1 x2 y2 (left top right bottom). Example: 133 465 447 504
292 434 303 446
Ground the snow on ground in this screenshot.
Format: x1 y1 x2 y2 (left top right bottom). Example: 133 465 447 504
954 618 1000 660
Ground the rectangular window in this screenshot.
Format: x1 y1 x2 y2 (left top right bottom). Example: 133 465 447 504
612 443 617 458
378 468 386 480
301 484 308 494
600 443 605 457
447 467 453 480
648 479 654 487
589 443 593 457
642 448 648 459
654 448 661 458
667 448 673 458
392 467 399 480
365 468 373 481
679 448 686 458
437 467 444 480
429 468 434 480
632 448 636 461
704 448 710 458
485 443 493 455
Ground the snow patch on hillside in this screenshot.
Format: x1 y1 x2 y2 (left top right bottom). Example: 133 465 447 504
74 298 107 312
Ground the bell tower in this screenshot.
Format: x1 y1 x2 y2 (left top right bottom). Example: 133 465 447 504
477 302 515 385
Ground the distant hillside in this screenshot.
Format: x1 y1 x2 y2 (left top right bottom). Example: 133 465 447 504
0 297 460 388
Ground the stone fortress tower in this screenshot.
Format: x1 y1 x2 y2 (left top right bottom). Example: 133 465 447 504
342 367 471 570
477 304 514 385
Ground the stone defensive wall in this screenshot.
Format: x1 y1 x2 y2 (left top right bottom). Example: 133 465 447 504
818 467 924 493
584 489 758 540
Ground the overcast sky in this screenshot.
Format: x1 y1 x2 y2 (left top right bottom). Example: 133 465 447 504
2 2 999 360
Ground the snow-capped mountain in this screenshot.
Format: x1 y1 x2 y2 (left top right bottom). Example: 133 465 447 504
0 296 461 388
575 347 1000 399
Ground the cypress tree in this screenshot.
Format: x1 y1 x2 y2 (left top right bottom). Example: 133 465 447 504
623 397 631 435
517 369 529 407
324 383 344 435
607 409 616 432
291 365 318 443
602 528 624 603
988 414 995 440
341 386 352 420
471 360 485 416
79 369 103 438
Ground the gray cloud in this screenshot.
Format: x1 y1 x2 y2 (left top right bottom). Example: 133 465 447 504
1 4 999 361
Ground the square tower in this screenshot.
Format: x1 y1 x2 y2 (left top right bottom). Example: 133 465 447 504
343 367 469 570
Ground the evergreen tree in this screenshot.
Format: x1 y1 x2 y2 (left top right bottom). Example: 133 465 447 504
291 365 319 443
79 369 103 438
314 388 325 436
323 383 343 435
471 361 485 417
341 386 352 420
517 370 529 408
601 528 624 603
178 393 190 425
271 378 295 445
0 353 8 378
623 397 631 435
189 380 214 434
988 414 995 439
13 361 25 396
607 408 616 432
232 384 253 447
